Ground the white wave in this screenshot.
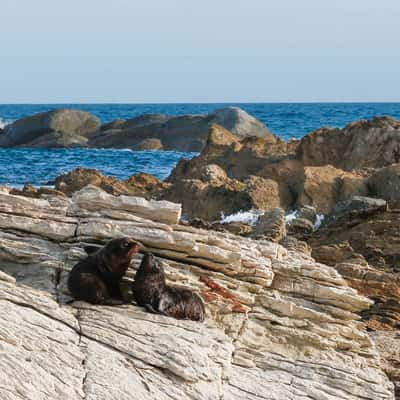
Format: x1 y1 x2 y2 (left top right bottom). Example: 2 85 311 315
0 118 12 129
314 214 325 230
285 210 298 224
220 209 264 225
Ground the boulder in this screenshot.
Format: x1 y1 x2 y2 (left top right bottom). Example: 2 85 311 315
88 107 275 152
294 165 367 214
54 168 168 199
164 171 282 222
0 109 100 147
210 106 275 140
55 168 135 197
368 164 400 200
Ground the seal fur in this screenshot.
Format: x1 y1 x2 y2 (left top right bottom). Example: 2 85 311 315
68 237 142 304
132 252 205 321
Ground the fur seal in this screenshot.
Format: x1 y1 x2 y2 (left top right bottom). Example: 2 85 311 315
132 252 205 321
68 237 142 304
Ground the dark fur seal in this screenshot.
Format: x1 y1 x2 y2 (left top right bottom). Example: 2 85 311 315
132 252 205 321
68 237 142 304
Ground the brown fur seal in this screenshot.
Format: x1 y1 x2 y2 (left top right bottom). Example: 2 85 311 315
68 237 142 304
132 252 205 321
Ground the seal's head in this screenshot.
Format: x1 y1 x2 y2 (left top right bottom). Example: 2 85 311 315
102 237 143 273
139 252 163 274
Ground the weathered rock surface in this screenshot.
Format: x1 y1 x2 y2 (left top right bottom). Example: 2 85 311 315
89 107 276 152
0 109 101 147
165 117 400 218
0 185 395 399
297 116 400 170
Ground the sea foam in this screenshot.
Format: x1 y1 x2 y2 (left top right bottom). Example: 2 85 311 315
0 118 11 129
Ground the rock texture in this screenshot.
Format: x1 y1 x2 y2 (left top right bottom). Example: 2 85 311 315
165 117 400 218
0 109 101 147
0 185 395 399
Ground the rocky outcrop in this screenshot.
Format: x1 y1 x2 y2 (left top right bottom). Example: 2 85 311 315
89 107 276 152
54 168 169 199
0 185 395 399
297 116 400 170
0 109 101 147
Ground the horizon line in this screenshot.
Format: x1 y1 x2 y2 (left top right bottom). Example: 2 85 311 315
1 100 400 105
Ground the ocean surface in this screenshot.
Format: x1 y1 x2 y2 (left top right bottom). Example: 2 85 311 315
0 102 400 186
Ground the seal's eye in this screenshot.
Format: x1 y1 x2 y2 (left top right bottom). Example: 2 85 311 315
122 241 130 248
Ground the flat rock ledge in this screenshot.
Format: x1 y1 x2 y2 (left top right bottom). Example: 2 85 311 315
0 185 394 400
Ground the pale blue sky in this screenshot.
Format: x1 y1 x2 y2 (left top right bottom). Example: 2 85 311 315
1 0 399 103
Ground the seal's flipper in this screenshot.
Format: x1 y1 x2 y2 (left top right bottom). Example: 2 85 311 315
144 304 158 313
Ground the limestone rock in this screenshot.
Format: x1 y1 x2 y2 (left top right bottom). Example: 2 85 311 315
0 186 395 399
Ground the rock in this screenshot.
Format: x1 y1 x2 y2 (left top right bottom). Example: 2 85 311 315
9 184 66 199
54 168 168 199
297 116 400 170
253 208 286 242
163 178 251 221
70 185 182 225
0 185 395 399
370 331 400 399
287 216 315 236
295 165 367 214
166 124 374 218
296 205 317 223
326 196 387 224
125 172 169 198
164 173 282 222
132 138 163 151
309 203 400 272
307 202 400 340
368 164 400 201
279 235 311 255
212 222 253 236
0 109 100 147
88 107 275 152
55 168 135 197
211 107 275 140
100 118 126 131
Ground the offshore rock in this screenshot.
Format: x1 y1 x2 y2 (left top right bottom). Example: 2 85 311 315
0 109 100 147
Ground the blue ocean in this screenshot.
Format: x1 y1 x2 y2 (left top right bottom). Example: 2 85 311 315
1 103 400 187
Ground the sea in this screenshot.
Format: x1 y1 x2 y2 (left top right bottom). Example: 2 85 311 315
0 102 400 187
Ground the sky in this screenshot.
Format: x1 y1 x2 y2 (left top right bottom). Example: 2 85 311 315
1 0 400 103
